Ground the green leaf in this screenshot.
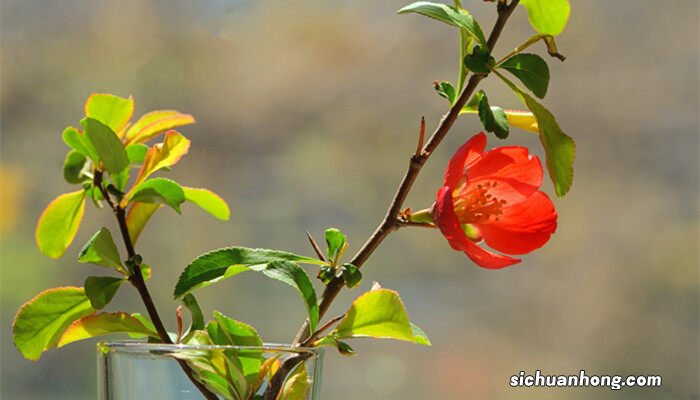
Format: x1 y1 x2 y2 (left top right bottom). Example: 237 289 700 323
126 143 149 165
125 110 195 144
410 323 432 346
324 228 346 261
463 45 495 74
128 313 157 339
209 311 263 348
125 202 161 245
62 126 99 162
341 263 362 289
470 91 509 139
63 150 88 184
83 118 130 191
57 312 159 348
84 276 125 310
182 294 205 333
128 177 185 213
496 71 575 196
174 247 324 299
314 335 356 356
78 228 125 272
130 131 190 189
499 53 550 98
259 260 319 333
183 187 230 221
278 362 310 400
207 311 264 386
13 287 95 360
520 0 571 36
434 81 456 104
36 190 87 258
397 2 486 45
84 93 134 135
332 288 430 346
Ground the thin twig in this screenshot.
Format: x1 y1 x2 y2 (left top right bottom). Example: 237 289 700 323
415 117 426 157
305 231 327 263
300 314 345 347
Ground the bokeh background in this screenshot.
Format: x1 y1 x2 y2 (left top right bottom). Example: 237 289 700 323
1 1 698 399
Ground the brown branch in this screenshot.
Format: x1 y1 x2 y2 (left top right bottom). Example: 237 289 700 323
264 2 522 399
93 171 219 400
305 231 327 263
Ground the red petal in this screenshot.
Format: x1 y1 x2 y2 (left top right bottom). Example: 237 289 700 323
434 186 520 269
467 146 543 203
477 191 557 255
444 133 486 188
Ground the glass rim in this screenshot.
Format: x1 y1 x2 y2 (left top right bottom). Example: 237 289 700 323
98 340 323 356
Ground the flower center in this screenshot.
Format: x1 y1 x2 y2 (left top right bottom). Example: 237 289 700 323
452 180 506 224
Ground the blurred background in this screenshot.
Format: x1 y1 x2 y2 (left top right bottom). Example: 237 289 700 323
1 1 697 399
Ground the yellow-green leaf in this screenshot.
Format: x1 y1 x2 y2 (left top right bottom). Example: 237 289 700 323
127 178 186 213
520 0 571 36
78 228 125 272
125 110 196 144
36 190 87 258
13 287 95 360
83 118 130 191
126 202 161 245
332 288 429 346
277 362 310 400
496 71 575 196
131 131 191 190
183 187 230 221
84 93 134 136
62 126 99 162
58 312 159 347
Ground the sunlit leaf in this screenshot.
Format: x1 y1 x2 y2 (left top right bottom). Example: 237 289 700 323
499 53 550 98
62 126 99 162
84 93 134 136
126 202 161 245
277 362 310 400
174 247 324 299
504 110 539 133
125 110 196 144
63 150 88 184
183 187 230 221
58 312 159 347
398 2 486 45
84 276 125 310
13 287 95 360
36 190 87 258
78 228 125 272
332 288 430 346
324 228 346 261
83 118 130 190
131 131 191 189
127 177 185 213
125 143 149 165
496 71 575 196
520 0 571 36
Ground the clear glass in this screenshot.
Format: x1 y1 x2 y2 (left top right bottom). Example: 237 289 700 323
98 341 323 400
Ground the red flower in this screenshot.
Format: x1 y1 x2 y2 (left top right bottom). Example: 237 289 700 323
432 133 557 269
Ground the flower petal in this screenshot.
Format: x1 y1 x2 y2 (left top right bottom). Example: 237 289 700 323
478 191 557 255
444 133 486 188
467 146 543 203
434 186 520 269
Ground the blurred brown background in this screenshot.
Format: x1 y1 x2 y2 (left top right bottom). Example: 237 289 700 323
1 1 698 399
